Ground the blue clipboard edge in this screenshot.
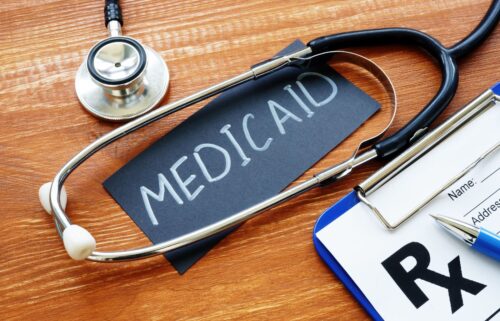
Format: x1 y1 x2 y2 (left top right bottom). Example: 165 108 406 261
312 191 383 321
492 82 500 95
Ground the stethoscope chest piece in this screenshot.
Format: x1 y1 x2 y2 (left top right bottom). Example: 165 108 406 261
75 36 169 121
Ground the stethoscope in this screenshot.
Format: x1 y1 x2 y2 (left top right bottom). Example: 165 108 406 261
75 0 169 121
40 1 500 262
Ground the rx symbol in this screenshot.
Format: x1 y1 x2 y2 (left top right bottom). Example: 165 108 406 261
382 242 486 313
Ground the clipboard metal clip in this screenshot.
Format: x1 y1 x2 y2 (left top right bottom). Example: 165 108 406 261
356 89 500 230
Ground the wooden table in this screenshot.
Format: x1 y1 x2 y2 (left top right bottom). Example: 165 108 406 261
1 1 498 320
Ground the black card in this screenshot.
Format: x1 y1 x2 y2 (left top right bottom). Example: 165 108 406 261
104 40 380 273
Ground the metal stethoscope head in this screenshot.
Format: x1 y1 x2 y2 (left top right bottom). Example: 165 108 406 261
75 1 169 121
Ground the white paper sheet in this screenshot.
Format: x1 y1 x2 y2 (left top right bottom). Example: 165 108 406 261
317 101 500 321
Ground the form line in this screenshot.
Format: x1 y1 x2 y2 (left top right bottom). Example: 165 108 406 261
481 167 500 183
463 187 500 217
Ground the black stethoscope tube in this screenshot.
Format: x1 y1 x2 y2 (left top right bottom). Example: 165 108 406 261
308 0 500 159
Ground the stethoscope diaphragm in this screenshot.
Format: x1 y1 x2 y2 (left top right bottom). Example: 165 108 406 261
75 36 169 121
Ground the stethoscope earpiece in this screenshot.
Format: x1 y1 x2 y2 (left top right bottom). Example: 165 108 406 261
75 7 169 121
39 182 96 260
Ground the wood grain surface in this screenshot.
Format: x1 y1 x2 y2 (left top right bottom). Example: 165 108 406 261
0 0 498 320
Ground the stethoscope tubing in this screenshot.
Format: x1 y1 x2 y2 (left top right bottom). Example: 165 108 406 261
49 0 500 262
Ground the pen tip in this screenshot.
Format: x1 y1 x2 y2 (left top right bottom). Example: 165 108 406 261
429 214 449 225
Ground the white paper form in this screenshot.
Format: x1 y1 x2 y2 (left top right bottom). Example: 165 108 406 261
317 101 500 321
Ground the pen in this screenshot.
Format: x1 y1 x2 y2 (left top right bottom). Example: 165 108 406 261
431 214 500 261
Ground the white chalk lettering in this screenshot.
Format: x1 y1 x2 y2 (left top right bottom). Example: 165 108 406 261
284 84 314 118
170 156 204 201
220 124 251 166
242 113 273 151
138 70 341 226
296 72 337 107
140 173 183 226
193 143 231 183
268 100 303 135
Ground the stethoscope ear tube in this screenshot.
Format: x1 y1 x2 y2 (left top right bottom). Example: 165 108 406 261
373 52 457 158
308 28 459 159
308 0 500 158
448 0 500 59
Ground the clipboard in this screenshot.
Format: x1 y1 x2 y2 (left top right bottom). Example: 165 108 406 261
312 82 500 321
313 191 383 320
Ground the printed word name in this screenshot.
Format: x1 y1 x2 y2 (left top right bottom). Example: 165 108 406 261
448 180 475 201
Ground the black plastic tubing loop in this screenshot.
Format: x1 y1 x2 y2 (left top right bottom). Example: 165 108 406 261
307 28 458 158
